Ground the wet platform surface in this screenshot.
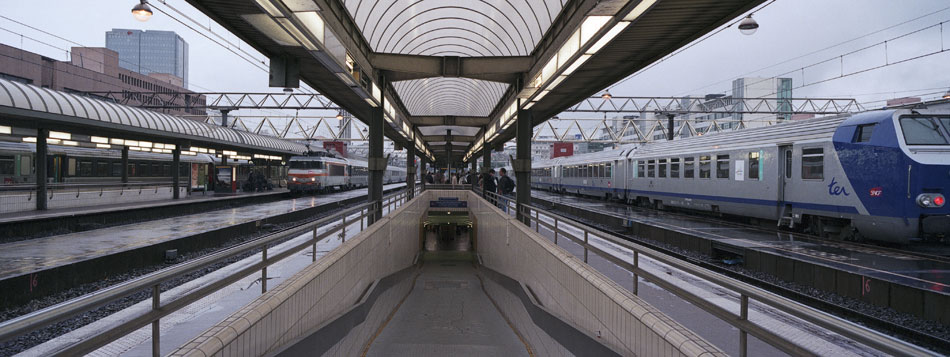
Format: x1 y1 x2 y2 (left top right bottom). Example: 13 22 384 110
0 188 287 225
0 183 405 280
366 231 528 356
532 191 950 294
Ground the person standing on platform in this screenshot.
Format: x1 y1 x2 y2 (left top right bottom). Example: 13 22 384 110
482 169 497 203
497 168 515 213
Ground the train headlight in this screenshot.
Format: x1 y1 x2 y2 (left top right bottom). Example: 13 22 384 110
917 194 945 208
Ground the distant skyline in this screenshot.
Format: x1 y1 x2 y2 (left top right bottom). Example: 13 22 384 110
1 0 948 112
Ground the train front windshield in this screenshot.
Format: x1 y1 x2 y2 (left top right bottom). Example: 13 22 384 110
899 117 950 145
289 161 325 169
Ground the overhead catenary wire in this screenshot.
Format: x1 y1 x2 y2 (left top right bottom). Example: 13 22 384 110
678 5 950 96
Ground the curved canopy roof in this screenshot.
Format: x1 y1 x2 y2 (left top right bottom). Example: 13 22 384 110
346 0 563 118
0 78 306 155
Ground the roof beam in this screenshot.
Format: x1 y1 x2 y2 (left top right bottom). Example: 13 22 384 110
412 116 491 127
370 54 532 83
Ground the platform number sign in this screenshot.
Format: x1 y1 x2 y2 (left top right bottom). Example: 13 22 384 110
28 273 38 293
861 276 872 296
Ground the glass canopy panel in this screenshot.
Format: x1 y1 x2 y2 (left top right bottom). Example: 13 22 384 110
345 0 564 56
393 77 508 117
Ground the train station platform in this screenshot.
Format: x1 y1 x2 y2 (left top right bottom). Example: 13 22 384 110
531 191 950 326
169 189 721 356
0 183 408 306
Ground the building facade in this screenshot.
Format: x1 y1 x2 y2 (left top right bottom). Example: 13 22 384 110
106 29 189 88
0 43 205 117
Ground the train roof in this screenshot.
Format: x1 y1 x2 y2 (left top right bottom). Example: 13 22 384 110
0 141 214 163
629 113 853 157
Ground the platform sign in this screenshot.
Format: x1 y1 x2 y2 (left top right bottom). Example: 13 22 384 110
430 200 467 208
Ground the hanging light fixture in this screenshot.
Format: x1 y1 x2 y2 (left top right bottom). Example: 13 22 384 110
336 111 345 120
601 90 612 100
131 1 153 22
738 14 759 35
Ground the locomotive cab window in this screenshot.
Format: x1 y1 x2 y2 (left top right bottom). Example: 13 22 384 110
716 155 730 179
801 148 824 180
900 117 949 145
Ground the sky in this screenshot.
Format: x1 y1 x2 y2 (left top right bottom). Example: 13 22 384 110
1 0 949 137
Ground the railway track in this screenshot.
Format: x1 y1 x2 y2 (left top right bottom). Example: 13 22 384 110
531 192 950 353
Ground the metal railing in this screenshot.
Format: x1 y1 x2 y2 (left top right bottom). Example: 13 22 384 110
0 188 413 356
475 189 930 356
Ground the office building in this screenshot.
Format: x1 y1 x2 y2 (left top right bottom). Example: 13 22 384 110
106 29 189 88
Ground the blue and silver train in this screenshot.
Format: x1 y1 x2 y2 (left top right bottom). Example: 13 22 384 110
530 109 950 244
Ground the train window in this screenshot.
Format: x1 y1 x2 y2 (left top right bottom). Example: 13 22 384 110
180 163 189 177
647 159 655 178
801 148 824 180
137 163 148 176
96 162 110 176
699 156 710 178
658 159 667 178
330 164 345 176
748 152 760 180
670 158 680 178
79 161 93 177
68 158 76 176
716 155 730 179
784 151 792 179
163 164 171 177
0 155 13 175
152 164 161 177
112 163 122 177
684 158 694 178
606 163 612 177
129 163 137 177
854 124 876 143
599 164 605 178
20 156 31 175
637 161 645 178
900 117 949 145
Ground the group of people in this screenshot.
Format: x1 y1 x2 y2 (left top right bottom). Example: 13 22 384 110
423 169 479 186
478 168 515 211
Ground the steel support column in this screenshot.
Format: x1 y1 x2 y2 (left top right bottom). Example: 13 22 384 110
367 106 385 224
481 146 491 197
36 128 48 211
471 160 476 190
667 114 675 141
516 109 532 226
406 144 415 199
420 159 427 190
121 146 129 183
172 147 181 199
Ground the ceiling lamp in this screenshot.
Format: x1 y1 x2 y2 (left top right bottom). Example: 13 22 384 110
336 111 345 120
131 1 153 22
738 14 759 35
601 90 612 100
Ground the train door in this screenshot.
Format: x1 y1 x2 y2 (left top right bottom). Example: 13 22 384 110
777 145 794 223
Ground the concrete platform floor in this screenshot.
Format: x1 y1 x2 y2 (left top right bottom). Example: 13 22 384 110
365 232 529 356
